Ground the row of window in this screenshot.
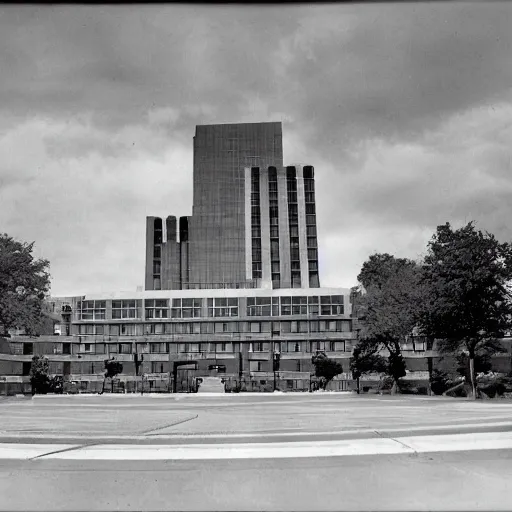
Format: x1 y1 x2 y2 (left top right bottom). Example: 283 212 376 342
73 340 351 355
13 338 428 362
77 319 352 336
251 168 262 280
77 296 346 320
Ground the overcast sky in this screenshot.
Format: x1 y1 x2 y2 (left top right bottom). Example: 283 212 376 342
1 3 511 297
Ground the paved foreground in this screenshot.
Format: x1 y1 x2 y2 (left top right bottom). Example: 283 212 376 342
2 393 512 510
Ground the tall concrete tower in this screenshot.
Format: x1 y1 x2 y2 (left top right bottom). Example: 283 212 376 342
145 122 319 290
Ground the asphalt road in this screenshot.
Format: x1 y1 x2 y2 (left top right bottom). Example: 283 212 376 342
2 450 512 511
3 393 512 441
1 393 512 511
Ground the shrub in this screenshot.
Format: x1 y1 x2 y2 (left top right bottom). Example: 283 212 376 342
430 369 452 395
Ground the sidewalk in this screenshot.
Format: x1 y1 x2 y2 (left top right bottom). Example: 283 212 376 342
2 431 512 461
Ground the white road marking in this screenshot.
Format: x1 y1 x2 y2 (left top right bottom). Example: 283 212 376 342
37 438 413 460
0 444 77 460
403 431 512 453
2 431 512 461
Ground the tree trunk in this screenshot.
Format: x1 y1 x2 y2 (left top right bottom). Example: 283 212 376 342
356 377 360 394
100 378 106 395
427 357 433 396
391 379 400 395
469 356 477 400
111 378 114 394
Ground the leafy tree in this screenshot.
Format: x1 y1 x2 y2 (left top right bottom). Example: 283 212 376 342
350 338 387 393
29 355 50 395
311 351 343 390
0 234 51 334
100 358 123 394
420 222 512 399
355 254 426 393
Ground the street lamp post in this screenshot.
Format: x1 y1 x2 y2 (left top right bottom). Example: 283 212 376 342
272 331 280 392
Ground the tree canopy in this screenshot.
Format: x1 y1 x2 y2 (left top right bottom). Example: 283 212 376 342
420 222 512 397
350 338 387 393
311 351 343 390
100 358 124 394
355 254 426 391
357 253 417 290
0 234 51 334
104 359 123 379
29 355 50 394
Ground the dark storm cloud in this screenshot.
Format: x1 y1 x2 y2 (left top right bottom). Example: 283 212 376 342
0 6 297 133
2 4 510 152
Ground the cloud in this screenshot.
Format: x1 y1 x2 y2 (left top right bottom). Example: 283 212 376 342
0 3 511 294
0 116 193 295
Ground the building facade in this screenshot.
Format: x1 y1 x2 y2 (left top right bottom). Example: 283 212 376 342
1 288 357 394
145 122 319 291
4 119 490 395
1 287 467 395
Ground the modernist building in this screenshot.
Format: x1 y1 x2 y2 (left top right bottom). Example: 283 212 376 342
145 122 319 291
0 288 358 394
0 121 443 395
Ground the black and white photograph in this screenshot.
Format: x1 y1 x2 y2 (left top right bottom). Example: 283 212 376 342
1 2 512 511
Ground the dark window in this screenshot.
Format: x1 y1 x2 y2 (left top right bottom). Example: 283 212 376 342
23 343 33 355
303 166 314 179
304 179 315 192
62 343 71 355
22 362 31 376
287 191 297 203
286 166 296 180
